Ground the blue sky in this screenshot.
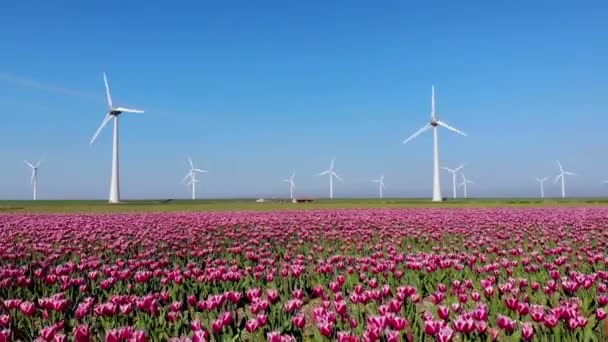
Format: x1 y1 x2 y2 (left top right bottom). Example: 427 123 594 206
1 1 607 199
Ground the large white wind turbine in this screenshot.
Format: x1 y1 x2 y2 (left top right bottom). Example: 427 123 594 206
316 159 343 199
459 173 474 199
90 73 144 203
403 86 466 202
282 172 296 200
24 159 42 200
441 164 464 199
182 156 208 200
372 175 385 199
535 177 550 199
554 161 576 199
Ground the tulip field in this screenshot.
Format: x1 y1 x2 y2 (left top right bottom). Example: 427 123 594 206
1 208 608 341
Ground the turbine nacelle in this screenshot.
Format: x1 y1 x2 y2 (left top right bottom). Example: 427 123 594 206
90 73 144 145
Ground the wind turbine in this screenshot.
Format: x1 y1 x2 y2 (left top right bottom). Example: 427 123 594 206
182 156 208 200
316 159 343 199
403 86 466 202
24 159 43 200
441 164 464 199
372 175 385 199
459 173 474 199
535 177 550 199
554 161 576 199
282 172 296 200
90 73 144 203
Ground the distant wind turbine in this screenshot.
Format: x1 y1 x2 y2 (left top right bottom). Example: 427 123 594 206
316 159 343 199
182 156 208 200
282 172 296 200
441 164 464 199
554 161 576 199
403 86 466 202
90 73 144 203
24 158 43 200
535 177 550 199
459 173 474 199
372 175 386 199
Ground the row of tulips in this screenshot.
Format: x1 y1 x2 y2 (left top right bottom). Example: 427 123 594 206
1 208 608 340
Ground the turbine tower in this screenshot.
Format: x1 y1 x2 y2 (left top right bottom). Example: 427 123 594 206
90 73 144 203
24 159 42 200
459 173 474 199
316 159 343 199
441 164 464 199
372 175 386 199
182 156 208 200
403 86 466 202
282 172 296 200
554 161 576 199
535 177 549 199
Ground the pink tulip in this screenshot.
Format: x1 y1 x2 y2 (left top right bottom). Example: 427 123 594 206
73 325 90 342
437 305 449 320
0 329 10 342
212 319 223 334
192 329 210 342
437 325 453 342
292 314 306 329
522 323 534 341
497 315 516 332
245 319 259 333
544 314 559 328
105 329 119 342
0 316 9 328
423 319 441 336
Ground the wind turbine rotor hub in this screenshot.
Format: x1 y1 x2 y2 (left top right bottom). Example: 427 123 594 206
109 110 122 116
430 121 438 127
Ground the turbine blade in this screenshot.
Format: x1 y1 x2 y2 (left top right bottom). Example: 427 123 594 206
90 114 113 144
436 120 466 136
114 106 144 113
188 156 194 169
30 170 35 184
330 159 335 170
317 171 330 176
554 174 562 183
333 172 343 182
24 160 34 168
454 165 464 172
557 160 563 172
440 167 453 172
403 124 431 144
431 85 436 121
182 171 192 183
564 172 576 176
193 169 208 173
103 72 112 108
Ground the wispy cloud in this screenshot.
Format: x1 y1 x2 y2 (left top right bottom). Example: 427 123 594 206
0 71 184 119
0 72 98 100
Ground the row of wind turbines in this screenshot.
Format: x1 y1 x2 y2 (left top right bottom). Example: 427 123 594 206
18 75 603 202
278 160 474 201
